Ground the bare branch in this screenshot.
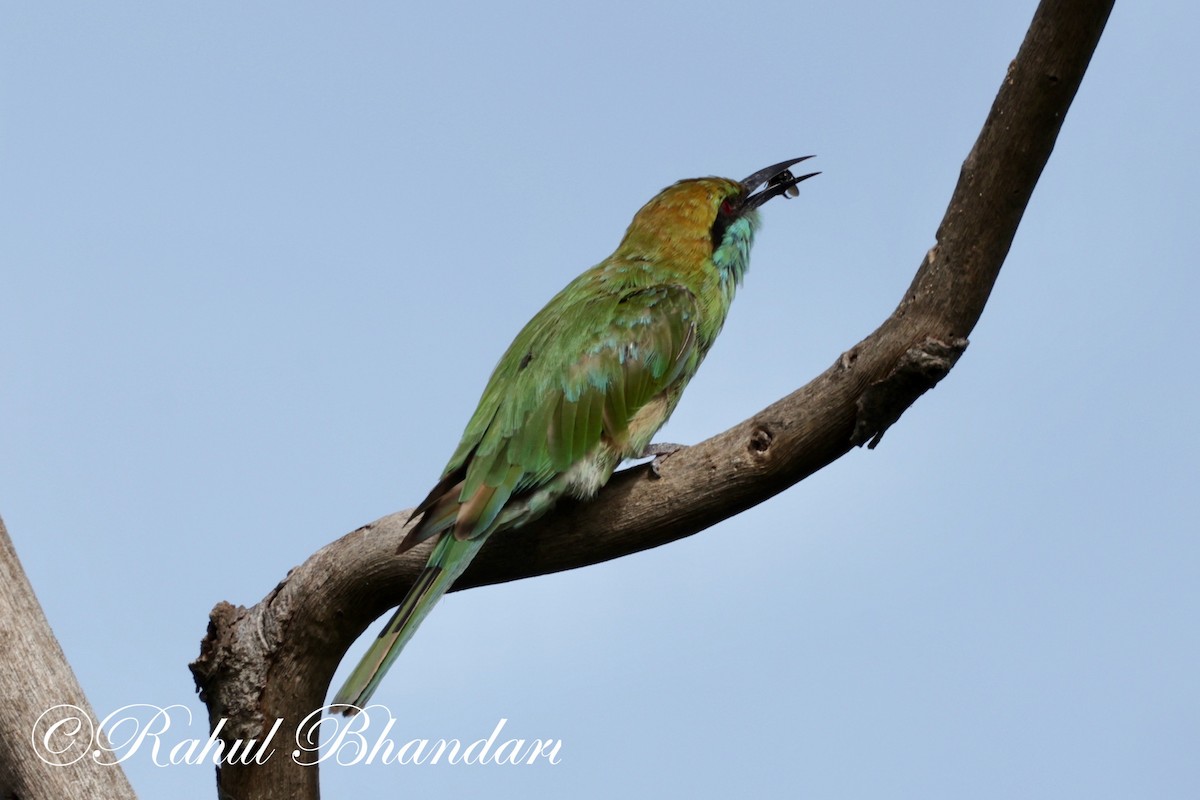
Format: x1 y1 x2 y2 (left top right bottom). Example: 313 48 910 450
0 516 138 798
192 2 1115 797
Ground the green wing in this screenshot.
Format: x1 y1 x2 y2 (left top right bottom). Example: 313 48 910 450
404 281 702 547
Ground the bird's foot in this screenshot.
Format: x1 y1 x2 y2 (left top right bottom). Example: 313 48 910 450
638 442 686 478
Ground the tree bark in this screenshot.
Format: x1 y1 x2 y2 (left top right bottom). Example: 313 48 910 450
190 1 1116 797
0 516 138 798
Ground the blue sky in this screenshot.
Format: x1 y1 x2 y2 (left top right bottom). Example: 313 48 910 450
2 2 1197 797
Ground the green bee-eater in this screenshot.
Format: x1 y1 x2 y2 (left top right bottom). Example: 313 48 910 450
334 158 817 711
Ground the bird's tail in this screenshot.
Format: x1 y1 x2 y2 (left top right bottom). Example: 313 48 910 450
332 533 485 714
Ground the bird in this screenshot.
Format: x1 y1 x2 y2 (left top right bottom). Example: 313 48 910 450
333 157 818 712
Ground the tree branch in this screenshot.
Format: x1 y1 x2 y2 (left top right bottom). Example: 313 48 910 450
191 2 1115 797
0 516 138 798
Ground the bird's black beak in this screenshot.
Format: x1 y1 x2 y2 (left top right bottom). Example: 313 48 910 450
742 156 819 209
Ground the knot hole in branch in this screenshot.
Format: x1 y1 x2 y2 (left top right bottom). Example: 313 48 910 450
749 426 773 456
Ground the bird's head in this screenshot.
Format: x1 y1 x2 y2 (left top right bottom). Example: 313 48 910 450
615 157 818 276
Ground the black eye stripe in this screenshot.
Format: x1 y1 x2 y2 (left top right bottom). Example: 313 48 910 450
710 195 740 250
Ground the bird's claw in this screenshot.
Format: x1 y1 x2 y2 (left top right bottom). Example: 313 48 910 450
639 442 686 478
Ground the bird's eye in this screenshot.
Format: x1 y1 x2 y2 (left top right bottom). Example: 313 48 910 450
720 199 736 216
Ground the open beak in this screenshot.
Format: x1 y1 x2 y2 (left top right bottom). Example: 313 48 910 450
742 156 819 209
